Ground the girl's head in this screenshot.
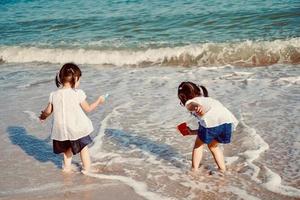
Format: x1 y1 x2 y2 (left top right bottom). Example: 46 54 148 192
178 81 208 106
55 63 82 88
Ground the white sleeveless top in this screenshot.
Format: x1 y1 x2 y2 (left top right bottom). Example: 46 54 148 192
185 97 239 129
49 88 94 141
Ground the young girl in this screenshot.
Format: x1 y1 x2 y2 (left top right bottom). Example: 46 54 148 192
178 81 238 173
40 63 106 173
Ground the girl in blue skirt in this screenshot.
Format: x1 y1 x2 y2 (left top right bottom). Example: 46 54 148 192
178 82 238 173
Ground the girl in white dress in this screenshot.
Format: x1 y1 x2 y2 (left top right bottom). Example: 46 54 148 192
40 63 105 173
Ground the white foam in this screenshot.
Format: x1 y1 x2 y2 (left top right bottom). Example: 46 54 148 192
276 76 300 85
218 71 254 80
16 79 53 89
85 172 172 200
238 114 300 198
261 166 300 198
90 102 133 157
23 110 39 122
238 115 269 182
1 38 299 67
225 156 239 165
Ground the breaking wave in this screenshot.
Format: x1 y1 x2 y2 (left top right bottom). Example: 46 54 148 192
1 38 299 67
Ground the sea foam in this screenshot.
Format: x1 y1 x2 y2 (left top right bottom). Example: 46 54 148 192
238 114 300 198
1 38 299 67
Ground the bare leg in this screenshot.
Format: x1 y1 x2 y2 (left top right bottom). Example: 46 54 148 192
63 148 73 172
192 136 204 171
208 140 226 172
80 146 91 171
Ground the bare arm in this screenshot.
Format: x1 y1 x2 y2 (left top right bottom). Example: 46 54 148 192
39 103 53 121
185 102 205 135
80 96 105 113
186 102 206 116
187 127 198 135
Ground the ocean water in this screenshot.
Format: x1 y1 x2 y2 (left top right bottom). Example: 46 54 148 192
0 0 300 200
0 0 300 66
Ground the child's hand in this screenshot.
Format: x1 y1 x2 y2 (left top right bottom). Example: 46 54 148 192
194 106 204 116
98 96 105 105
186 102 205 116
187 127 198 135
39 111 49 122
186 126 193 135
39 103 53 122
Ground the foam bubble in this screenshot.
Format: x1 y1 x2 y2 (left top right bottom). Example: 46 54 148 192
261 166 300 198
23 110 39 122
238 115 269 181
276 76 300 85
237 114 300 198
225 156 239 165
90 102 133 157
16 79 53 89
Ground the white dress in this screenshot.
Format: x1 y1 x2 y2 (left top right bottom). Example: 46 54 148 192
185 97 239 129
49 88 94 141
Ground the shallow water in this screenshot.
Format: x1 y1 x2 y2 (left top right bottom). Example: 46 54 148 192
0 63 299 199
1 1 299 198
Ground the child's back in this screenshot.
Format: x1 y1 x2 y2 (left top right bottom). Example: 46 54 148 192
40 63 106 173
50 88 93 141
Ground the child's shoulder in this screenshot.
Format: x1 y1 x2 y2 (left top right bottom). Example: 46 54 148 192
74 89 87 100
188 96 213 103
50 88 85 95
74 88 85 94
49 90 58 96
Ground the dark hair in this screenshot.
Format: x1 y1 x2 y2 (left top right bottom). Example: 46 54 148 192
55 63 82 88
178 81 208 106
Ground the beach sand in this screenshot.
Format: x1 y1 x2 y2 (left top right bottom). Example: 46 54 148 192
0 125 145 200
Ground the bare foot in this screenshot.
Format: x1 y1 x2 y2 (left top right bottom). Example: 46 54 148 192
62 166 72 173
81 166 99 174
62 164 79 173
209 169 225 177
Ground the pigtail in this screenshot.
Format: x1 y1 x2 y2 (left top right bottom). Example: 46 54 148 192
178 82 209 106
67 68 76 88
55 72 61 88
199 85 208 97
55 63 81 88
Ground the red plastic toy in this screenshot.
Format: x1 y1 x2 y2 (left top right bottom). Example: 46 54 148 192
177 122 190 136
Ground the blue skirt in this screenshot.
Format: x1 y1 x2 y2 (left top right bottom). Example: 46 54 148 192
53 135 92 155
197 123 232 144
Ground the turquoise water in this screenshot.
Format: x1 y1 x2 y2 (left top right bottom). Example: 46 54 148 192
1 0 300 48
1 0 300 67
